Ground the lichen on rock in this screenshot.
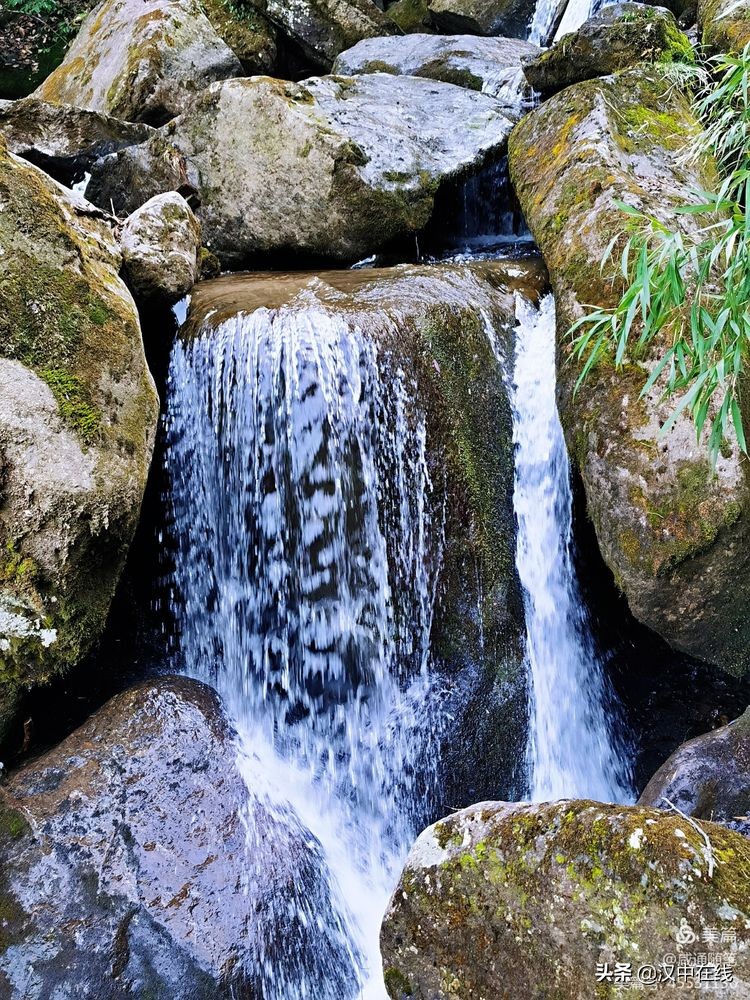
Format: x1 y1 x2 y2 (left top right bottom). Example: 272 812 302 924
381 798 750 998
120 191 201 306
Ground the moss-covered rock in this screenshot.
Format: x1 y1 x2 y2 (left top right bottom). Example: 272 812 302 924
640 708 750 838
699 0 750 52
86 72 516 267
200 0 277 73
33 0 243 125
428 0 537 38
0 141 158 745
0 675 361 997
508 68 750 676
333 32 539 105
522 3 694 98
387 0 437 33
381 798 750 998
246 0 399 70
120 191 201 305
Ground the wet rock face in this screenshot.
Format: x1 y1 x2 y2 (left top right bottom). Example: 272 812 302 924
184 259 547 799
0 98 154 187
87 73 515 267
0 676 361 999
246 0 399 69
0 143 158 745
508 68 750 676
522 4 694 98
120 192 201 306
699 0 750 52
333 32 539 104
381 799 750 999
640 709 750 838
33 0 242 125
428 0 537 38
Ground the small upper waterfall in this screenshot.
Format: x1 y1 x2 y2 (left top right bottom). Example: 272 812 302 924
511 294 633 802
529 0 595 47
163 294 450 998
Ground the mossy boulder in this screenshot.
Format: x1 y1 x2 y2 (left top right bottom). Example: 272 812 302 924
246 0 399 70
381 798 750 998
0 675 360 998
522 4 694 98
0 97 153 187
428 0 537 38
640 708 750 838
120 191 201 306
508 68 750 675
699 0 750 52
0 142 158 745
200 0 277 73
387 0 437 32
33 0 242 125
87 73 516 267
333 32 539 105
184 258 547 798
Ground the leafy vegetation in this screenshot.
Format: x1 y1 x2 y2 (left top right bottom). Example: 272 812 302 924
570 45 750 462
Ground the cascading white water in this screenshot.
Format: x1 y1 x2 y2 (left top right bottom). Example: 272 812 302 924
164 301 448 998
511 294 633 803
528 0 594 47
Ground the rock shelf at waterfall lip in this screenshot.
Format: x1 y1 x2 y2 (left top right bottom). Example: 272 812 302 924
178 259 549 335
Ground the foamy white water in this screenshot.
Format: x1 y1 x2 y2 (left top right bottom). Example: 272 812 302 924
164 302 449 998
511 295 633 802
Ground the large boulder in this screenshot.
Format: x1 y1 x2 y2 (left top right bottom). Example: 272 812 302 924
0 676 361 998
522 4 694 98
428 0 537 38
699 0 750 52
120 192 201 306
381 799 750 999
0 97 154 187
181 258 547 801
87 73 516 267
333 32 539 104
0 142 158 744
508 68 750 675
247 0 399 70
33 0 242 125
640 708 750 838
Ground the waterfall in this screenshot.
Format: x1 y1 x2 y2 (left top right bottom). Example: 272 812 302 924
163 300 448 998
529 0 594 47
511 294 633 802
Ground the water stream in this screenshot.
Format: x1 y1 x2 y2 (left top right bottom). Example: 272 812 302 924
512 295 633 802
164 302 450 997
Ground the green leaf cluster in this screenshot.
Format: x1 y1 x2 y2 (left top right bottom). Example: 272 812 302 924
571 45 750 463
